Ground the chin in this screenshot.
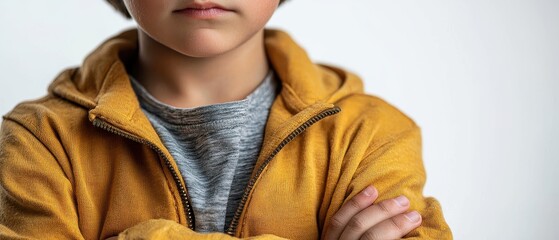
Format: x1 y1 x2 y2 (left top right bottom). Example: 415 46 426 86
176 44 230 58
172 30 235 58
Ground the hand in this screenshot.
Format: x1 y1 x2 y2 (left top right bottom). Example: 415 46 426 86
324 185 422 240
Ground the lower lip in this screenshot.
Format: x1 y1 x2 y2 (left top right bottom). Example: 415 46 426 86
175 8 231 19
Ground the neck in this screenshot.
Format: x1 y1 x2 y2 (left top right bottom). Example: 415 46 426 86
130 29 270 108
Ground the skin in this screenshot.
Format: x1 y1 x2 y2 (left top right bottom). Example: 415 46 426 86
107 1 422 239
323 185 423 240
123 0 279 108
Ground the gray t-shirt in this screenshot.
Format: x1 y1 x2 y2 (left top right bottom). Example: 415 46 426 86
129 70 279 232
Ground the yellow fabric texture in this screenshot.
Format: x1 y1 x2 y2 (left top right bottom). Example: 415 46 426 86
0 28 452 239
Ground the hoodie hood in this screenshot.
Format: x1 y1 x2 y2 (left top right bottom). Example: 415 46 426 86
48 28 364 116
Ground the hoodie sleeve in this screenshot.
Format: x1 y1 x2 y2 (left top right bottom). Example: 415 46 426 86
323 125 453 239
113 219 288 240
0 119 85 239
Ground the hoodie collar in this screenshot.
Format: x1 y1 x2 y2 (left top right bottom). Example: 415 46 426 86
263 29 364 112
48 28 363 139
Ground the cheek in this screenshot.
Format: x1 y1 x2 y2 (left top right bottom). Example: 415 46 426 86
245 0 279 27
124 0 170 26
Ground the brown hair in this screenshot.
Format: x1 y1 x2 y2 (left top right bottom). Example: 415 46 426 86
106 0 287 19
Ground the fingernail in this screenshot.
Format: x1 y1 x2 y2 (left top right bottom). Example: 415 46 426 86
405 211 421 223
362 186 375 197
394 195 409 207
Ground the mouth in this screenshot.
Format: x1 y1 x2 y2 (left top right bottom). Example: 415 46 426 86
173 2 233 19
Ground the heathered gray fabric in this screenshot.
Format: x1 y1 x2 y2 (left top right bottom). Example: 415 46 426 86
129 70 279 232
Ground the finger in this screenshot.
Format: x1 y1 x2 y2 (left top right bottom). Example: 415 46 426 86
324 185 378 240
359 211 422 240
339 195 410 240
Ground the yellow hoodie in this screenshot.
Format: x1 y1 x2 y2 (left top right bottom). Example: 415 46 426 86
0 28 452 239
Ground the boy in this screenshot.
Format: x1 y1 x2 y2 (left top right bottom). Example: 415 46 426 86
0 0 452 239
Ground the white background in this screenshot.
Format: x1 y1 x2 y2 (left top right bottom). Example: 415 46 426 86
1 1 558 239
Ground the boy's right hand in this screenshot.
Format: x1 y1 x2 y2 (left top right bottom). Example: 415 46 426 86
323 185 422 240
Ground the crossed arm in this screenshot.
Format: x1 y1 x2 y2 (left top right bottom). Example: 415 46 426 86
103 186 422 240
0 119 451 239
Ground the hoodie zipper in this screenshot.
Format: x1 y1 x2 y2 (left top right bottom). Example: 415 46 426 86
92 118 196 230
225 106 341 236
92 105 341 234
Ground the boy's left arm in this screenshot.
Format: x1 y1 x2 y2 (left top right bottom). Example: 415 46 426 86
322 125 452 239
108 219 287 240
